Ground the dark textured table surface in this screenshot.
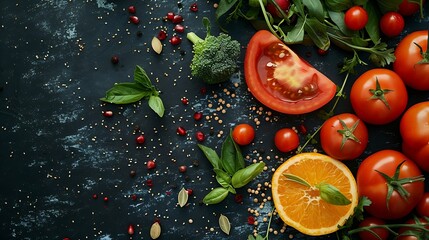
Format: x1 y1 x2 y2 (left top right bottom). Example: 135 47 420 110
1 1 428 239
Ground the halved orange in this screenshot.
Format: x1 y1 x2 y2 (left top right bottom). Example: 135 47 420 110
271 152 358 236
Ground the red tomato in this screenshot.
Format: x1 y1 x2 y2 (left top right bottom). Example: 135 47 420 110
358 217 389 240
416 192 429 217
320 113 368 160
380 12 405 37
400 101 429 172
350 68 408 125
244 30 336 115
344 6 368 31
397 217 429 240
232 123 255 146
398 0 424 16
274 128 299 152
393 30 429 90
357 150 425 220
266 0 290 18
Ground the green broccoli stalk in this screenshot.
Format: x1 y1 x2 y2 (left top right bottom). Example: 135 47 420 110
186 17 241 84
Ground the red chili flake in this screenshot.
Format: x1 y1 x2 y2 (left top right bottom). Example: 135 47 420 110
195 131 205 142
157 30 167 40
129 15 140 24
317 48 329 56
166 190 171 196
200 87 207 94
193 112 203 121
102 110 113 117
103 196 109 202
177 126 187 136
186 189 193 195
181 97 189 105
166 12 175 21
136 135 145 144
298 123 307 135
129 170 136 178
63 238 71 240
234 194 243 203
169 36 182 45
146 179 153 187
179 165 187 173
128 5 136 14
111 55 119 64
127 224 135 235
147 160 156 170
131 194 137 201
190 3 198 12
172 14 183 24
247 216 255 225
174 24 185 33
92 194 98 200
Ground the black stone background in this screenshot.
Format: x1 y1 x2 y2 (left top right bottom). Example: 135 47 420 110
0 1 428 239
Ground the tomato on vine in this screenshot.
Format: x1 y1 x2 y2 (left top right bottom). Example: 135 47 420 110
357 217 389 240
232 123 255 146
416 192 429 217
344 6 368 31
266 0 290 18
380 12 405 37
274 128 299 152
350 68 408 125
320 113 368 161
357 150 425 220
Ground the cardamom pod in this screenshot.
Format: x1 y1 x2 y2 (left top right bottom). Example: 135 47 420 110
150 222 161 239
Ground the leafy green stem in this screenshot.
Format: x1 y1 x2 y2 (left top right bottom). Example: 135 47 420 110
258 0 281 39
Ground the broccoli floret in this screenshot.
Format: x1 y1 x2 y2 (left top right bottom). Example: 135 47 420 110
187 17 241 84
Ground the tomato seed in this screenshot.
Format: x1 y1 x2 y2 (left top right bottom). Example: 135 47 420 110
147 160 156 170
128 5 136 14
172 14 183 24
190 3 198 12
129 15 140 24
127 224 135 235
136 135 145 144
196 131 205 142
170 36 181 45
193 112 202 121
177 126 187 136
157 30 167 40
102 110 113 117
174 24 185 33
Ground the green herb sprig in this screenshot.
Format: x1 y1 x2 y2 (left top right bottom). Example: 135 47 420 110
100 65 165 117
198 131 265 205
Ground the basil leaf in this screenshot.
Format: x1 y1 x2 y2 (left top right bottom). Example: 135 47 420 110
216 0 239 21
198 144 221 169
282 16 305 43
231 162 265 188
304 18 330 50
134 65 153 90
227 185 236 194
302 0 325 22
214 168 232 188
148 95 165 117
100 82 150 104
203 187 229 205
364 1 380 44
375 0 402 13
221 133 244 175
325 0 352 12
318 182 351 205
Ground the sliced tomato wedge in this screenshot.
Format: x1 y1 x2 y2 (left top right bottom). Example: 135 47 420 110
244 30 336 115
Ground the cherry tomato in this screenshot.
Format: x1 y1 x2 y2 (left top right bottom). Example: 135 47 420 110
266 0 290 18
320 113 368 160
380 12 405 37
350 68 408 125
274 128 299 152
400 101 429 172
393 30 429 90
398 0 424 16
344 6 368 31
416 192 429 217
357 150 425 220
232 123 255 146
397 217 429 240
358 217 389 240
244 30 336 115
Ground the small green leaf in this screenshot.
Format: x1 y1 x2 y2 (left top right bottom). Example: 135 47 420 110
198 144 220 169
317 182 351 205
364 1 381 44
231 162 265 188
283 173 311 187
247 235 256 240
214 168 232 188
148 95 165 117
302 0 325 21
215 0 239 21
304 18 330 50
221 133 245 175
219 214 231 235
282 16 305 43
325 0 352 11
203 187 229 205
134 65 153 90
100 82 150 104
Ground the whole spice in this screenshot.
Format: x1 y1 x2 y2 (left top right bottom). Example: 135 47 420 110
178 187 189 207
151 37 163 54
219 214 231 235
150 222 161 239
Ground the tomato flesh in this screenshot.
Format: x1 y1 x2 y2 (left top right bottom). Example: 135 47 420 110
245 30 336 115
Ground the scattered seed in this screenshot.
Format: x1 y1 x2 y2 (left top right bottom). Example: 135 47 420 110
150 222 161 239
151 37 163 54
178 187 188 207
219 214 231 235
